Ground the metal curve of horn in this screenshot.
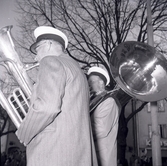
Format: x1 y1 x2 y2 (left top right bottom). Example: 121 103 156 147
109 41 167 102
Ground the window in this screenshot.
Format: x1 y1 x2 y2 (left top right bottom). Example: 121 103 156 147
157 100 165 112
160 124 167 139
147 100 165 112
148 124 167 139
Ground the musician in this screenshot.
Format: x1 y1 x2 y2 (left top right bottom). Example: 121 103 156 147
88 66 119 166
16 26 98 166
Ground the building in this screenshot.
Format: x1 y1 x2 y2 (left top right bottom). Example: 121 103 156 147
126 99 167 165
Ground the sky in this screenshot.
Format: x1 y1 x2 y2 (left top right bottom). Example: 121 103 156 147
0 0 19 37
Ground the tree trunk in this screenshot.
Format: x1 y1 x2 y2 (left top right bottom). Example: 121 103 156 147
117 105 128 166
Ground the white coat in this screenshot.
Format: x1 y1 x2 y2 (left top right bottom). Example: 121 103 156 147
90 97 119 166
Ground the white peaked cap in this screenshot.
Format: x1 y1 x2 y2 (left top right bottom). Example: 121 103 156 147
87 66 110 85
30 26 68 54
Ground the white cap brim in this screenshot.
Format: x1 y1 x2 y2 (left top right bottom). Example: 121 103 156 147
88 66 110 85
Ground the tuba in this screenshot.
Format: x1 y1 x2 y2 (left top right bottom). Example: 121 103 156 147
0 25 38 129
109 41 167 103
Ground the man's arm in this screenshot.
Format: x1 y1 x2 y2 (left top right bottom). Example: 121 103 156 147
16 56 66 145
91 97 119 140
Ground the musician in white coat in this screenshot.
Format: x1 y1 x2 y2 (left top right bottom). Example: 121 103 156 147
88 66 119 166
16 26 98 166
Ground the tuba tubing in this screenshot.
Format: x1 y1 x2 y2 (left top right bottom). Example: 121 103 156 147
2 58 32 98
0 90 21 129
0 25 36 128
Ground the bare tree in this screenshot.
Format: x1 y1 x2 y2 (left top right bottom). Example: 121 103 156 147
15 0 167 71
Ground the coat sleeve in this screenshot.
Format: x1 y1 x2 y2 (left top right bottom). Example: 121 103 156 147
91 97 119 140
16 56 66 145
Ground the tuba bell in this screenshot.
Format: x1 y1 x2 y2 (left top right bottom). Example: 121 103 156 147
109 41 167 103
0 25 38 128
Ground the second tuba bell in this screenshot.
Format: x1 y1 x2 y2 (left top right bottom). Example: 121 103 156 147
109 41 167 102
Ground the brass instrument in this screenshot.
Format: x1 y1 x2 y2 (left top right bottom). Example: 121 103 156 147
109 41 167 102
0 25 38 128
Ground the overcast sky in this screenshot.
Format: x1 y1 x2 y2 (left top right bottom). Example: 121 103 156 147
0 0 19 37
